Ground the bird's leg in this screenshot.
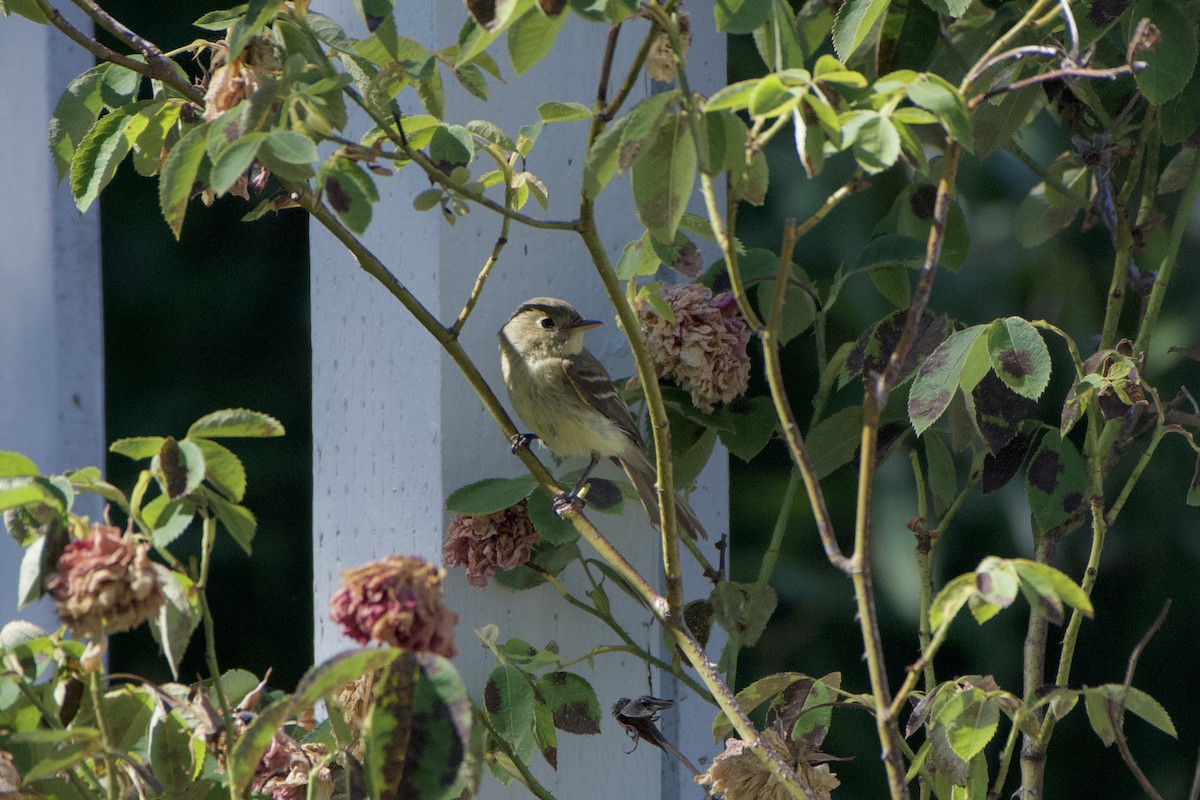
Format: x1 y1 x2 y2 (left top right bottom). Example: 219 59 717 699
510 432 538 453
553 453 600 512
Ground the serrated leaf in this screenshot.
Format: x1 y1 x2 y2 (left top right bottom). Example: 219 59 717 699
48 65 108 182
508 6 567 75
907 74 972 149
525 491 577 545
717 396 779 462
143 494 195 550
832 0 891 60
925 431 956 517
705 79 760 112
209 493 256 555
944 690 999 761
153 571 200 679
907 325 988 435
630 114 696 244
986 317 1050 399
582 113 629 199
188 408 285 438
930 572 975 631
485 664 536 761
264 129 318 165
458 0 537 65
191 439 247 502
806 405 864 478
71 111 136 213
0 452 39 478
210 132 266 196
446 477 537 515
159 122 211 239
323 158 380 234
110 436 169 460
618 91 675 169
712 672 810 741
1011 560 1093 617
537 101 592 123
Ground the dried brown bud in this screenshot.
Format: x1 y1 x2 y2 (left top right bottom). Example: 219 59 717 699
203 36 281 121
252 728 333 800
0 750 22 800
645 13 691 83
329 556 458 657
443 501 539 588
46 524 168 639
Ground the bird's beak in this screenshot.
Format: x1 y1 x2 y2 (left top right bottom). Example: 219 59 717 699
568 319 603 333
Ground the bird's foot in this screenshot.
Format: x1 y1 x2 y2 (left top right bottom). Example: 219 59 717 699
510 432 538 453
552 491 585 514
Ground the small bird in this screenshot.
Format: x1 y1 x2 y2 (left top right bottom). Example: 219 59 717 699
499 297 707 540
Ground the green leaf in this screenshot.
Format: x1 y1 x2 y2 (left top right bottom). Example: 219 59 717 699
617 91 676 169
943 690 999 762
508 6 568 74
110 436 168 460
466 119 517 152
227 0 285 61
525 491 578 545
209 493 256 555
806 405 864 478
152 570 201 680
907 74 972 149
1013 166 1088 247
832 0 891 61
925 431 957 518
907 325 988 435
49 65 108 182
705 79 760 112
265 129 318 164
188 408 285 438
749 74 802 117
844 111 901 173
0 452 39 478
0 477 61 514
1025 433 1088 532
974 556 1019 609
712 672 809 740
1134 0 1198 103
210 132 266 196
756 280 816 344
630 113 696 244
458 0 537 65
446 477 537 515
429 124 475 167
582 113 629 199
1011 560 1093 618
534 672 601 734
322 158 380 234
714 0 773 33
71 111 136 213
153 437 206 500
159 122 212 239
537 101 593 123
710 581 777 647
614 235 661 279
191 439 247 502
717 396 779 462
0 0 49 23
485 664 537 761
929 572 975 631
143 494 195 549
132 102 182 177
972 84 1039 157
986 317 1050 400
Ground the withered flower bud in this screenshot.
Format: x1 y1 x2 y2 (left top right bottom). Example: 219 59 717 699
443 500 539 588
637 283 751 413
696 730 841 800
46 523 168 639
252 729 333 800
0 749 22 800
645 13 691 83
329 557 458 657
203 36 282 121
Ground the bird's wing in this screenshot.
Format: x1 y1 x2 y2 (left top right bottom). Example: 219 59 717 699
563 350 645 448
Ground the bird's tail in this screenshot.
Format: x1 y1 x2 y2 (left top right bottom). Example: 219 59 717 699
615 454 709 540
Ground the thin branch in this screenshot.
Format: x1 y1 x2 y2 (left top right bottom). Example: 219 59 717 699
970 62 1145 109
69 0 200 98
596 23 621 113
451 145 514 336
1108 601 1171 800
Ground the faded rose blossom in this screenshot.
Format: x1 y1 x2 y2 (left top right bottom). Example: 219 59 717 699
695 730 841 800
203 36 281 121
637 283 751 413
443 500 539 588
645 13 691 83
0 750 22 800
252 729 332 800
46 523 168 639
329 557 458 657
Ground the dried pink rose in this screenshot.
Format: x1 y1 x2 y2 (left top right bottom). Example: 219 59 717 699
329 557 458 657
638 284 751 412
695 730 841 800
252 729 332 800
46 523 168 639
443 500 540 588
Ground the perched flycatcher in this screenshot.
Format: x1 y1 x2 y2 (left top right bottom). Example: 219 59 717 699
499 297 708 540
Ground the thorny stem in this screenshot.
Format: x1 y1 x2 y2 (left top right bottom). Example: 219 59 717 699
1019 527 1055 796
908 452 936 695
990 713 1022 799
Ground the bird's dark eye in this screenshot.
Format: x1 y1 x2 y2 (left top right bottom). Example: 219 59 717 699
539 317 555 329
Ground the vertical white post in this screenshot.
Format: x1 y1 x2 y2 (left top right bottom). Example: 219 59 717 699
310 4 726 797
0 12 104 631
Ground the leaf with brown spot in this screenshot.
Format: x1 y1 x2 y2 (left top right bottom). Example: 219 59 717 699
982 430 1032 494
986 317 1050 399
1025 434 1088 532
533 672 601 735
847 310 949 384
908 325 988 435
972 372 1038 454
